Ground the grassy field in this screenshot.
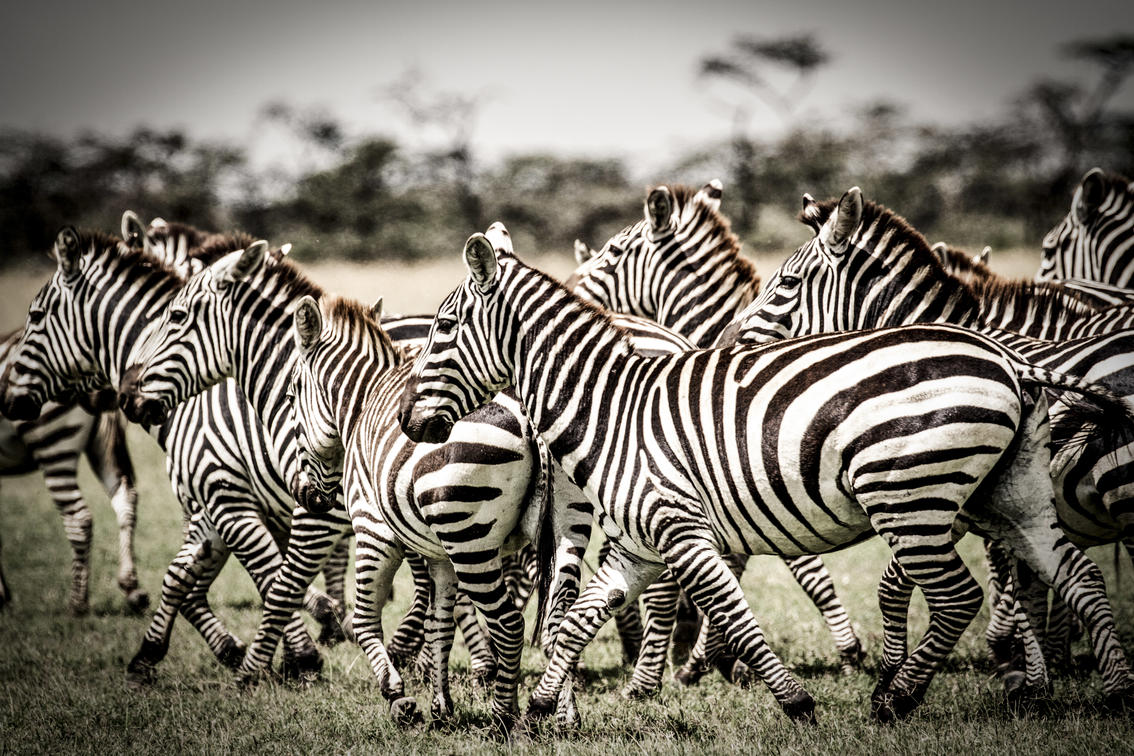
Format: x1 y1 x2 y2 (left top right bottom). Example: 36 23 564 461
2 247 1133 754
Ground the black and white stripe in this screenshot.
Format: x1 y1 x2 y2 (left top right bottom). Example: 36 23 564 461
1038 168 1134 287
400 224 1134 724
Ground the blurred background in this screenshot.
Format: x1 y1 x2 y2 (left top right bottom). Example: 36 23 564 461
1 0 1131 296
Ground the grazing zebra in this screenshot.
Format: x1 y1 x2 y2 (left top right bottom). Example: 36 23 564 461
400 224 1134 724
0 333 145 615
726 188 1134 668
0 228 346 684
569 182 864 680
1038 168 1134 287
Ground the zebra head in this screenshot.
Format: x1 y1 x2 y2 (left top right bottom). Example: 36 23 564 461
720 188 864 345
567 181 749 347
1038 168 1134 285
2 229 112 420
288 295 345 513
120 240 271 425
399 224 514 444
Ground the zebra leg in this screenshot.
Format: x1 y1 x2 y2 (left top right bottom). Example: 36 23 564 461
1043 595 1075 673
454 592 497 685
984 541 1023 673
38 453 93 615
1003 557 1054 708
669 588 699 670
523 546 665 729
622 571 679 699
597 537 644 667
85 411 148 612
674 554 751 686
352 525 420 726
0 505 9 609
656 531 817 723
874 556 915 695
126 519 228 688
389 552 430 671
782 555 864 672
235 510 351 684
176 553 247 670
424 559 458 727
317 535 351 645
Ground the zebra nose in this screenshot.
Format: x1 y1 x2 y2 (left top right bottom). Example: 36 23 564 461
121 391 168 426
3 391 42 421
297 482 337 514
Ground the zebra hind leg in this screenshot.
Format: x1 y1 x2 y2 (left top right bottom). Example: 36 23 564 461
674 554 753 687
621 571 679 699
388 551 430 673
424 560 458 727
783 554 864 673
454 592 497 685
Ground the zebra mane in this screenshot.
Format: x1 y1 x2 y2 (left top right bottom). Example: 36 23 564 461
969 277 1100 319
668 184 760 290
191 231 259 266
322 295 403 356
155 221 212 249
73 229 185 281
249 254 325 305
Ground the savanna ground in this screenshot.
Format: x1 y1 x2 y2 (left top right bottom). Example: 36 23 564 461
1 245 1133 755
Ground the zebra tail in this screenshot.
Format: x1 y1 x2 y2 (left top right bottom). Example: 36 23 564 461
86 410 136 494
1013 361 1134 462
529 436 556 646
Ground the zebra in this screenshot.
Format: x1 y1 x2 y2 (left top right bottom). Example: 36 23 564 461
399 223 1134 725
0 333 146 615
931 243 993 286
0 227 346 685
569 182 864 680
725 187 1134 669
115 234 746 712
1038 168 1134 287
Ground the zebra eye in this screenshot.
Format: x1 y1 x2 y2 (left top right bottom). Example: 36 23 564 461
780 275 801 288
169 308 188 325
436 317 457 334
27 309 45 325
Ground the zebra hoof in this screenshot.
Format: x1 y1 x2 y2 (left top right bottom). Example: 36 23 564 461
280 649 323 685
1102 686 1134 716
317 619 347 647
674 664 707 687
390 696 423 727
839 642 866 675
125 589 150 614
1004 677 1051 716
781 690 817 724
69 599 90 617
874 683 926 722
471 664 498 688
724 659 755 688
217 636 247 670
125 660 156 691
429 697 455 729
620 681 660 700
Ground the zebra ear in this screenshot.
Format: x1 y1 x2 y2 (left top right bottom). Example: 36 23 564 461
930 241 948 262
1075 168 1107 224
464 233 498 290
485 222 513 255
573 239 596 266
800 193 824 233
977 246 991 265
220 240 270 286
826 187 863 253
645 187 673 232
54 227 83 278
698 180 723 211
370 296 383 320
121 211 146 249
293 295 323 352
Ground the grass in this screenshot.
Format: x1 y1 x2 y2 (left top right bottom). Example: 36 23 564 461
2 250 1130 754
1 426 1132 755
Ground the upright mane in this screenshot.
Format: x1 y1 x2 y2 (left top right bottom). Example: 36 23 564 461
323 295 403 358
192 231 259 267
668 184 760 289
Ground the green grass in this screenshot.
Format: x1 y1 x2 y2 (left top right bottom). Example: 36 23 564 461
1 427 1132 755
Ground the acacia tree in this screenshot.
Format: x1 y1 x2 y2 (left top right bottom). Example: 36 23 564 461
698 33 830 235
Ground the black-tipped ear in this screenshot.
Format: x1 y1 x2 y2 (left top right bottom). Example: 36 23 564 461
1075 168 1107 224
121 211 145 249
293 296 323 352
977 246 990 265
800 193 823 232
223 240 269 285
55 227 82 277
645 187 673 231
828 187 863 251
370 297 383 320
464 234 497 290
699 179 723 211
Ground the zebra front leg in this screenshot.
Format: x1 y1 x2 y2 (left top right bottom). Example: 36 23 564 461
126 522 227 688
657 531 817 723
782 554 864 673
984 541 1022 674
351 528 420 727
622 572 679 699
40 455 93 615
314 534 350 645
597 537 644 667
523 547 665 731
388 551 429 672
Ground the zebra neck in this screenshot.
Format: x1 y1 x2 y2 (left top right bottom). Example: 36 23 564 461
504 266 639 484
97 262 183 389
329 350 410 444
229 289 300 442
855 245 981 330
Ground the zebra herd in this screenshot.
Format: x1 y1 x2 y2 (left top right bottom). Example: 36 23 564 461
1 167 1133 734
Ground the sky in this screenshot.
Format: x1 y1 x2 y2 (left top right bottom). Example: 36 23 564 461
1 0 1132 175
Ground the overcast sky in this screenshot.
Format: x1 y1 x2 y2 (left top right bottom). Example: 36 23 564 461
2 0 1131 173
